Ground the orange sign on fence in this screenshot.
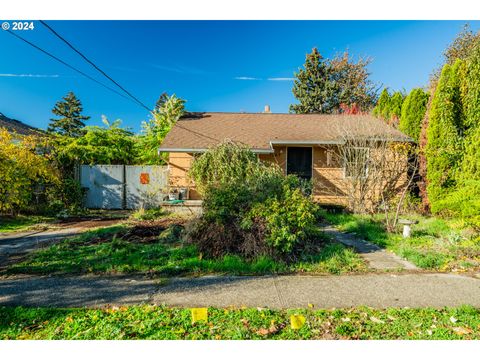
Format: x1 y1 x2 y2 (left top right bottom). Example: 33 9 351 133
140 173 150 184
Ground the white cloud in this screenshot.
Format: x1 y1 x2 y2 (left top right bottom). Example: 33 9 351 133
151 63 207 75
234 76 262 80
0 73 60 78
267 77 295 81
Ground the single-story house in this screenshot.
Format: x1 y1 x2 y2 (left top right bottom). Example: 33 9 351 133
159 111 412 206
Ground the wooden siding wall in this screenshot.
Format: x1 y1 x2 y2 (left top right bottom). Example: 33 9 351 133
312 146 349 206
167 152 201 200
166 146 407 207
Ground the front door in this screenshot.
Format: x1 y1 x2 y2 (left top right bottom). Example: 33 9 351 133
286 147 312 180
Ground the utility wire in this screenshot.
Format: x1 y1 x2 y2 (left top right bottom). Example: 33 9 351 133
40 20 150 111
6 30 139 106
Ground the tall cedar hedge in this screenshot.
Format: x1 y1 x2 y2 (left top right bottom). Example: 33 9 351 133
372 89 404 125
425 60 464 213
388 92 404 123
372 88 390 120
399 88 429 141
437 44 480 227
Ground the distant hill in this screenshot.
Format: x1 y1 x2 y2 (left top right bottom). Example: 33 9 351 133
0 112 42 135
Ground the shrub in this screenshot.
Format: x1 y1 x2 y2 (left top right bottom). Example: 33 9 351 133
189 139 282 196
184 217 269 258
0 129 60 215
244 186 319 254
436 180 480 230
186 142 322 259
46 178 85 214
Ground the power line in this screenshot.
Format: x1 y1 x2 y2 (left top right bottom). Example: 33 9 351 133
6 30 140 106
40 20 150 111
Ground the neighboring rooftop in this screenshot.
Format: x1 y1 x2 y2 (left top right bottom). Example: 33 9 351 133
159 112 413 153
0 112 41 136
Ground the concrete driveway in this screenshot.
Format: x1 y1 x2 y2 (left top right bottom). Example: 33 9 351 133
1 273 480 309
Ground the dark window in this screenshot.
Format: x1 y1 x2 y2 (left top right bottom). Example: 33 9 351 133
287 147 312 180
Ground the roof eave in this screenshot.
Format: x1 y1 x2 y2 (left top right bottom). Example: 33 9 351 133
158 147 274 154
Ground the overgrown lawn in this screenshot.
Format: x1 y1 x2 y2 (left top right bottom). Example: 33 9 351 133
320 210 480 271
1 305 480 340
0 215 55 233
7 223 366 276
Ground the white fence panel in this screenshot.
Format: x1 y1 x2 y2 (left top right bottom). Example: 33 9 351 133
80 165 169 210
125 165 169 209
80 165 124 209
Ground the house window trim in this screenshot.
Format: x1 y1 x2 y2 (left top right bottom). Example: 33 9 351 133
343 146 370 179
285 145 314 180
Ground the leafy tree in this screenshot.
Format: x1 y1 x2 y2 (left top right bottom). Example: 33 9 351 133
47 92 90 137
425 60 464 213
53 116 139 165
138 94 185 164
399 88 429 141
328 51 377 112
444 24 480 65
0 128 59 214
372 88 391 119
290 48 377 114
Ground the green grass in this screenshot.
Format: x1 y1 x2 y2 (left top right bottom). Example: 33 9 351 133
129 208 168 221
320 210 480 271
7 224 366 276
0 215 55 233
1 305 480 339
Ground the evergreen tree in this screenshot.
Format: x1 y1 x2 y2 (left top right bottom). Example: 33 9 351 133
425 60 464 213
290 48 333 114
48 92 90 137
388 91 405 124
400 88 429 141
290 48 377 114
372 88 391 120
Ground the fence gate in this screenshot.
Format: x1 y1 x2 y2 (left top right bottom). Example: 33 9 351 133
125 165 169 209
80 165 169 209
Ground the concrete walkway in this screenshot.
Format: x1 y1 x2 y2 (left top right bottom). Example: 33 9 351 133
1 273 480 309
322 225 418 270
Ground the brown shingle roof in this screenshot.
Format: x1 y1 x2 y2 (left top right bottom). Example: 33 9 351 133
159 112 412 153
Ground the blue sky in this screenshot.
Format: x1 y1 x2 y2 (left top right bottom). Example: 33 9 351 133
1 20 479 132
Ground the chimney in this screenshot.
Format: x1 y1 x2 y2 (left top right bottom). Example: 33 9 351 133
263 105 271 113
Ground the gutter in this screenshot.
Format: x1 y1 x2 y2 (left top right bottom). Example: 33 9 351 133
158 147 274 154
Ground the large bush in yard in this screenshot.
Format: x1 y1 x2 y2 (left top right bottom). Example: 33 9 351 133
187 141 320 260
0 129 60 215
243 184 319 255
